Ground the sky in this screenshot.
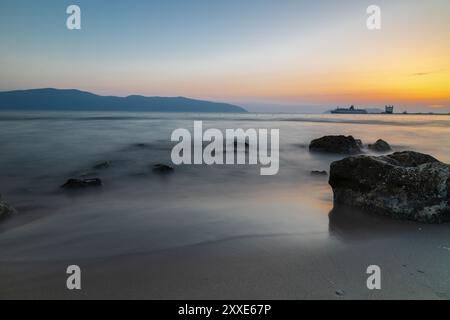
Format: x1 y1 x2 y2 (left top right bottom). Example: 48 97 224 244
0 0 449 113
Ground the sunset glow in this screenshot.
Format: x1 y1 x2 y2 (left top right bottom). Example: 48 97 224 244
0 0 449 112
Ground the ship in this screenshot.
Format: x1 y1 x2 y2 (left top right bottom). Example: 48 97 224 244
331 105 368 114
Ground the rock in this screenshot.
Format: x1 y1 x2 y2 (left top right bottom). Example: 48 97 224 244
329 151 450 223
369 139 391 152
132 143 151 149
311 170 328 176
61 178 103 189
355 139 364 149
153 164 174 174
335 289 345 296
92 161 110 170
309 136 362 155
0 195 16 219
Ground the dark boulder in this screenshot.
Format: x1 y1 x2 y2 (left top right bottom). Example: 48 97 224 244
329 151 450 223
0 195 16 219
309 136 362 155
61 178 103 189
369 139 391 152
153 164 174 174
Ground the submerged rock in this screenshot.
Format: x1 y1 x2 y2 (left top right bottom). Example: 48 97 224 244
329 151 450 223
61 178 103 190
335 289 346 297
153 164 174 174
130 143 152 149
368 139 391 152
92 161 110 170
0 195 16 219
309 136 362 155
311 170 328 176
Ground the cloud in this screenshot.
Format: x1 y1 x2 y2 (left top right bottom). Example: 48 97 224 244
411 72 431 76
410 69 446 77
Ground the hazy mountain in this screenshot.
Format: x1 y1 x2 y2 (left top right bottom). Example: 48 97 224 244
0 88 247 113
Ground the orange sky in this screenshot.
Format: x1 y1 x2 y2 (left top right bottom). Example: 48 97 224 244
1 0 449 112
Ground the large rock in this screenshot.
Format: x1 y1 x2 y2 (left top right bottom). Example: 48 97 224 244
368 139 391 152
0 195 16 219
329 151 450 223
309 136 362 155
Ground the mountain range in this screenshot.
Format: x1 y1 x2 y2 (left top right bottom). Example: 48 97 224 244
0 88 247 113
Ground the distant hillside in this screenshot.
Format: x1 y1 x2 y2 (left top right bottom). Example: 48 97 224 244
0 88 247 113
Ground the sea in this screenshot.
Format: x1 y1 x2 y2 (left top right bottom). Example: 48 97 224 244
1 111 450 262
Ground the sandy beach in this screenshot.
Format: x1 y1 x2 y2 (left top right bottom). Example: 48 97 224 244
1 215 450 300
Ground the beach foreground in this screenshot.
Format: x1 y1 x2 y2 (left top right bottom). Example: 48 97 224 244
1 216 450 300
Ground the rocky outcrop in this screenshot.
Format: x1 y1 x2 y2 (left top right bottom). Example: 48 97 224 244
0 195 16 219
329 151 450 223
61 178 103 189
369 139 391 152
309 136 362 155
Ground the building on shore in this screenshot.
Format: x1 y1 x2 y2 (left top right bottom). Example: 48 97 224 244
384 105 394 114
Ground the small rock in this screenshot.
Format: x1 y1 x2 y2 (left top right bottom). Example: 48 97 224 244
368 139 392 152
311 170 328 176
153 164 174 174
309 135 363 155
0 195 16 219
92 161 110 170
61 178 103 189
133 143 151 148
335 289 345 296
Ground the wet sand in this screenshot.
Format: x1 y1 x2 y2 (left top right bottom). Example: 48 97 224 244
1 217 450 300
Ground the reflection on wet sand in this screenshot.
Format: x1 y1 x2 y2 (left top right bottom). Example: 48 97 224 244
328 204 424 241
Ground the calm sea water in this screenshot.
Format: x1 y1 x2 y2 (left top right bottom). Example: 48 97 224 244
1 111 450 262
